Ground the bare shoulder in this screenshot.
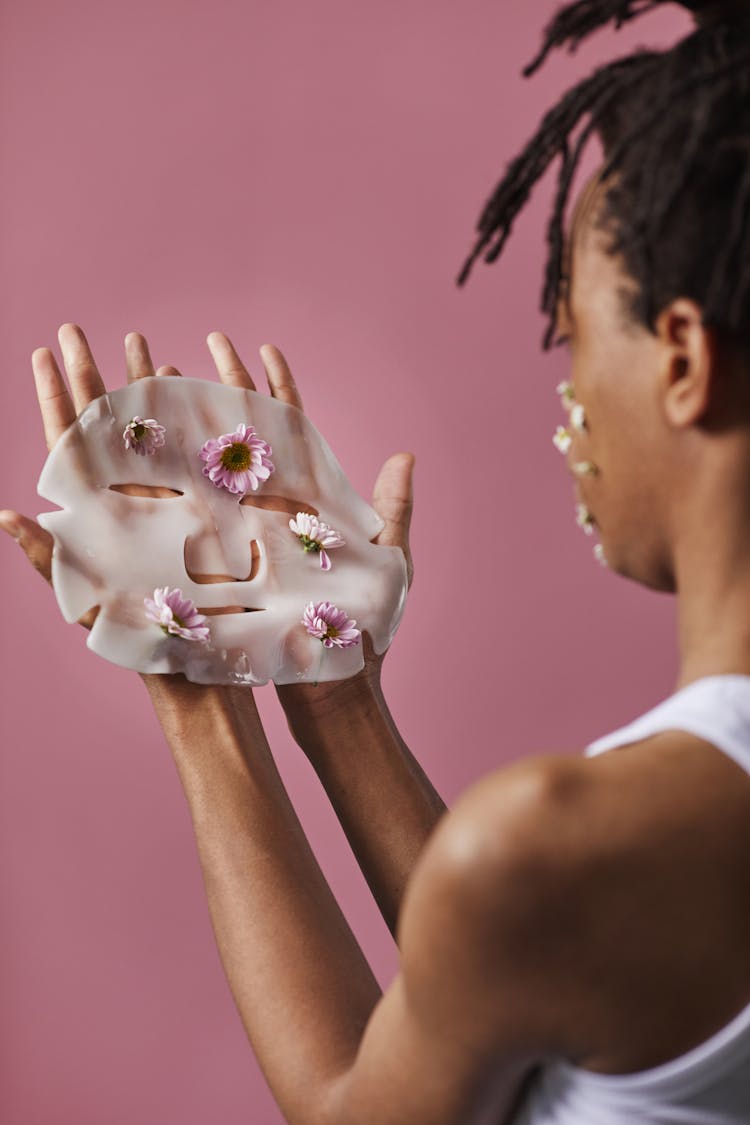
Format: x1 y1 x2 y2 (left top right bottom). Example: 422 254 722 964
417 750 596 892
398 736 750 1072
395 751 597 1059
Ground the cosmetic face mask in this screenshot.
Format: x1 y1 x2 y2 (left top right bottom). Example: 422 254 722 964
36 376 408 685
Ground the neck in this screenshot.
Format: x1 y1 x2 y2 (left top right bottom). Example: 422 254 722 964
673 438 750 690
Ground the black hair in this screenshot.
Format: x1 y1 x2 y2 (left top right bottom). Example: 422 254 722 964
456 0 750 354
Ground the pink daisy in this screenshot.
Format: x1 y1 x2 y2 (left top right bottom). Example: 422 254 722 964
198 423 274 495
289 512 346 570
302 600 361 649
144 586 210 642
123 416 166 456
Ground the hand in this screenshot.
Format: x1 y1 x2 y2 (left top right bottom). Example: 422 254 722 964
0 325 415 685
0 324 177 627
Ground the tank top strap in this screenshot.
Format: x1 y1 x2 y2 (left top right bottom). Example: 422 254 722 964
583 673 750 776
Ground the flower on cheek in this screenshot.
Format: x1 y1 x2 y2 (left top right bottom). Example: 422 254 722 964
575 502 596 535
199 423 274 495
570 403 587 433
123 416 166 455
144 586 210 642
302 600 361 649
289 512 346 570
556 380 576 409
553 425 572 454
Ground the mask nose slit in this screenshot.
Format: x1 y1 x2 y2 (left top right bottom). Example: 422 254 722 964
184 538 261 584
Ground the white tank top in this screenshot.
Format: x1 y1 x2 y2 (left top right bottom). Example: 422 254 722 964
510 673 750 1125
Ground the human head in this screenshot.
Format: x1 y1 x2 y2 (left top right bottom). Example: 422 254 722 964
457 0 750 590
557 167 750 591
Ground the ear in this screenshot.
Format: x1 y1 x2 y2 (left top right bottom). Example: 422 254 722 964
655 297 719 429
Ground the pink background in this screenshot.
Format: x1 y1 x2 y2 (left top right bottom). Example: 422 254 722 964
0 2 693 1122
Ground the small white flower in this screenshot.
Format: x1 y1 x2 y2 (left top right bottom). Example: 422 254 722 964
570 403 586 433
123 416 166 456
289 511 346 571
553 426 572 454
556 380 576 409
593 542 608 567
575 502 595 535
572 460 599 477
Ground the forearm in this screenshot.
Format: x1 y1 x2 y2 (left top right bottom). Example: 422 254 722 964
277 677 448 940
141 674 381 1125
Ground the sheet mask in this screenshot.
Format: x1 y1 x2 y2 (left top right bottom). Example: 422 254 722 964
36 376 408 684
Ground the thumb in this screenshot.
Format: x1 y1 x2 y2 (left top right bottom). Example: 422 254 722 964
371 453 415 586
0 510 54 584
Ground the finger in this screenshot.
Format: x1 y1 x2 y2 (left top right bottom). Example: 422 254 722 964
0 510 54 582
259 343 304 410
125 332 157 382
57 323 107 414
155 364 182 377
32 347 77 451
206 331 257 390
371 453 415 588
0 509 99 629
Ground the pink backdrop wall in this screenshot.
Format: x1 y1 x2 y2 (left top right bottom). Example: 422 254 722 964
0 2 693 1121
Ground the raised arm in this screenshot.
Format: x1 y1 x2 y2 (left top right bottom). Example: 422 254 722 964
3 324 448 948
277 661 448 941
201 337 449 941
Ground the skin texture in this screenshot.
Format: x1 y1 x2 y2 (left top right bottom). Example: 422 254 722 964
6 170 750 1118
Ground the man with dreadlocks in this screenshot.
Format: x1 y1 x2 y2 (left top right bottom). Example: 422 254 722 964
5 0 750 1122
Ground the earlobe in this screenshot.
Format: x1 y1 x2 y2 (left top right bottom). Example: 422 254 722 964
656 298 714 428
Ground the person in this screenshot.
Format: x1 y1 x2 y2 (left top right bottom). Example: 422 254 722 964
4 0 750 1120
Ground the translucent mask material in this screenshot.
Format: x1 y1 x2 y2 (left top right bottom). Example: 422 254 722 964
36 376 408 684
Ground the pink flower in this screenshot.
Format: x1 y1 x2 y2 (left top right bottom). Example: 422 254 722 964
198 423 274 495
144 586 210 642
302 600 361 649
123 416 166 455
289 512 346 570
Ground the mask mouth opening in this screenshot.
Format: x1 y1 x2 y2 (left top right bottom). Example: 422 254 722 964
198 606 266 616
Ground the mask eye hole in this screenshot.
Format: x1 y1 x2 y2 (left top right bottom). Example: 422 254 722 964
239 494 319 518
109 484 183 498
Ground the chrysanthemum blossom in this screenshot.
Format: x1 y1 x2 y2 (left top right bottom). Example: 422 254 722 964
575 502 596 536
572 460 599 477
199 423 274 495
123 416 166 456
289 512 346 570
556 380 576 409
302 600 361 649
570 403 587 433
553 425 572 454
144 586 210 642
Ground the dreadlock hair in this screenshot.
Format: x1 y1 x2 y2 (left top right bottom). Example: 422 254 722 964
456 0 750 355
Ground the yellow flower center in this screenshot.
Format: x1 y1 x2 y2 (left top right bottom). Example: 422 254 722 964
221 442 251 472
133 423 147 440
